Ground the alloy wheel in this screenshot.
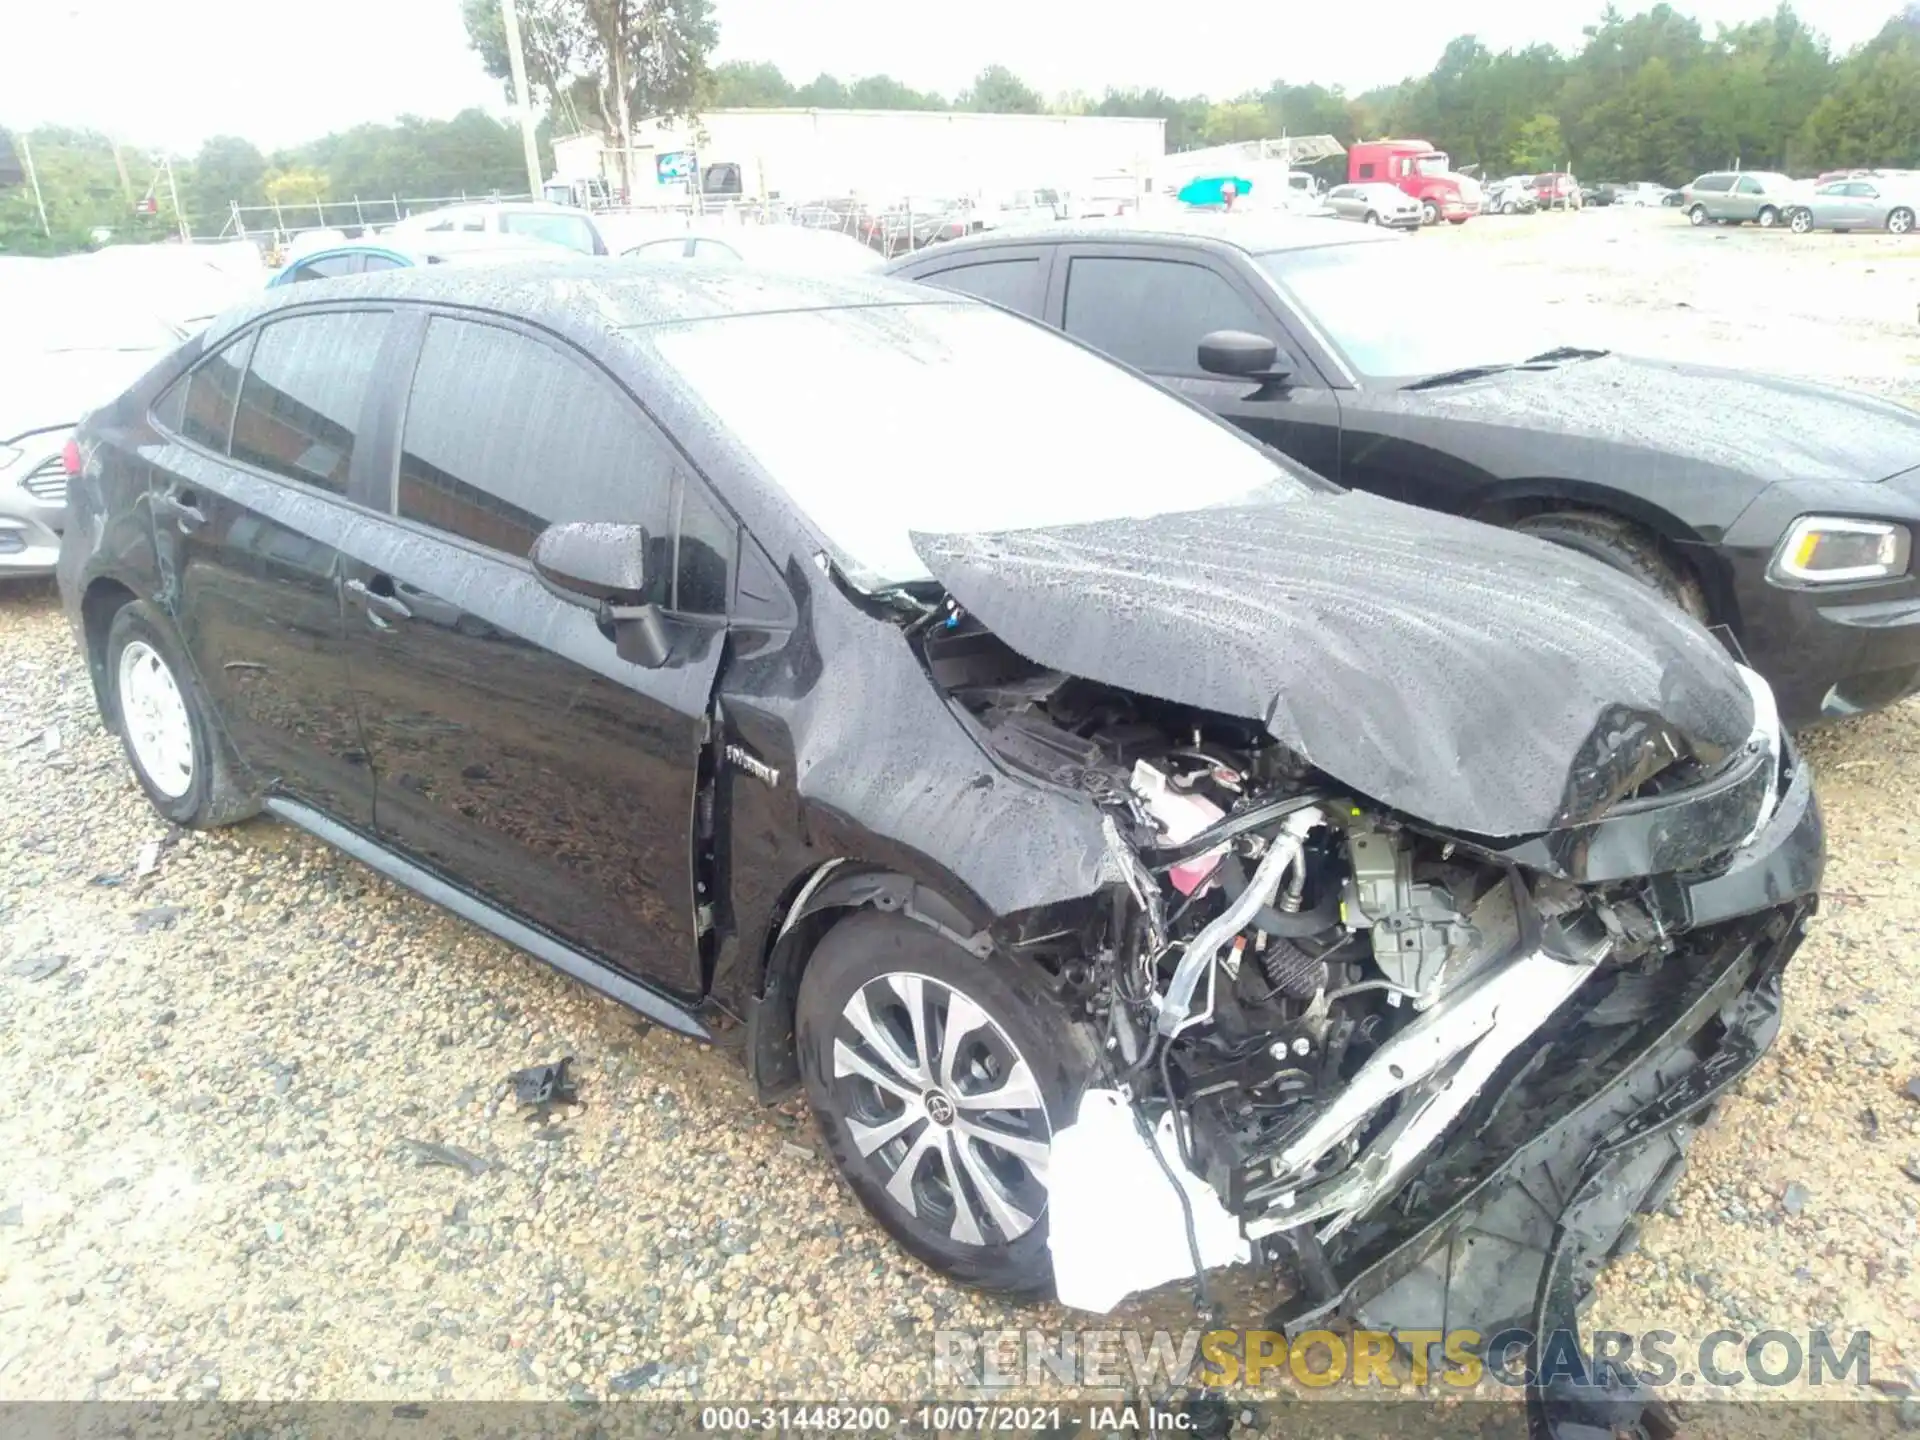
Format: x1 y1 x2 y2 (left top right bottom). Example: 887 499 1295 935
830 972 1052 1247
1891 209 1915 235
1790 209 1812 234
1689 205 1707 226
118 640 195 799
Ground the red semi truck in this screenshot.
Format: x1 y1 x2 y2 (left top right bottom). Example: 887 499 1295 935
1347 139 1483 224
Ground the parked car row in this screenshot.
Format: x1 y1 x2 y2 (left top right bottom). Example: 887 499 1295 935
51 232 1833 1432
1678 170 1919 234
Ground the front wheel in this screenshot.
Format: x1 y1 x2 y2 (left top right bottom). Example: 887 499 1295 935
1688 204 1708 226
1512 511 1710 623
1890 207 1915 235
1364 211 1381 226
1757 205 1779 228
1421 199 1441 226
796 909 1094 1295
1788 208 1814 234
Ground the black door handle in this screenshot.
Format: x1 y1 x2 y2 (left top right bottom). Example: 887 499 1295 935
344 577 413 625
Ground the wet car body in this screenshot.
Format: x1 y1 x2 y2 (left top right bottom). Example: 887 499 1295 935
59 266 1819 1431
884 216 1920 722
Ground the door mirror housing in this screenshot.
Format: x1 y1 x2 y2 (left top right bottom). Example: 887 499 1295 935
531 522 675 668
531 521 652 603
1198 330 1293 383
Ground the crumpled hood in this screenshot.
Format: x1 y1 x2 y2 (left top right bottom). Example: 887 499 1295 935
914 492 1757 838
1415 354 1920 484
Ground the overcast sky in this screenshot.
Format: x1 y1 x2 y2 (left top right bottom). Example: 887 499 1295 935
2 0 1903 154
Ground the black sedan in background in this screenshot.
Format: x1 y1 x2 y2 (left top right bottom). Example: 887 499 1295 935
886 217 1920 724
58 265 1819 1438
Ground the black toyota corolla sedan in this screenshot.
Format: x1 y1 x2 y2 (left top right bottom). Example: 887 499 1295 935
60 264 1819 1430
885 216 1920 725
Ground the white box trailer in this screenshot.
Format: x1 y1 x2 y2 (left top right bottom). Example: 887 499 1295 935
624 108 1167 204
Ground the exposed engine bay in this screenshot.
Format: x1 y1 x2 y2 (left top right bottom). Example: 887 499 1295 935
917 597 1789 1301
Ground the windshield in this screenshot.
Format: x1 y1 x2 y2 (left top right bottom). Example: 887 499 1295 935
652 302 1315 588
1412 154 1450 177
1257 244 1559 383
501 212 598 255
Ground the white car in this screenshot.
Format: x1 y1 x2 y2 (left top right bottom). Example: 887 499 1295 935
388 200 609 256
623 223 883 276
1615 182 1675 207
2 274 202 576
1323 182 1422 230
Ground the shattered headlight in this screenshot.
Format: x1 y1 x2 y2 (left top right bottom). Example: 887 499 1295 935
1769 516 1911 585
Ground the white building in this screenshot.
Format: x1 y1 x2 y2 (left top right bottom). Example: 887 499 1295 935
552 108 1167 204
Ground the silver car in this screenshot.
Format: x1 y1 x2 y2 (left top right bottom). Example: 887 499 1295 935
1786 178 1919 235
1324 182 1423 229
2 285 197 578
1680 171 1799 227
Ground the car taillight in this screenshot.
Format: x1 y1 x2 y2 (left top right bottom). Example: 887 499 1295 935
61 439 81 477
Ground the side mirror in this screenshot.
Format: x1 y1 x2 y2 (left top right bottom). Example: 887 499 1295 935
1198 329 1292 382
530 521 674 668
531 521 651 603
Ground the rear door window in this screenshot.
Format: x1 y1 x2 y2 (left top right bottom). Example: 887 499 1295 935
1693 174 1731 193
918 257 1046 318
1735 176 1763 195
1062 255 1268 376
229 310 390 494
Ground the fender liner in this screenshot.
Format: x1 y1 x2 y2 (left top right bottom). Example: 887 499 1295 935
743 864 994 1103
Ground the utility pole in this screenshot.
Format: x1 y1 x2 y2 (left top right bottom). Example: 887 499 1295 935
499 0 545 200
109 135 135 206
19 133 52 238
162 154 190 242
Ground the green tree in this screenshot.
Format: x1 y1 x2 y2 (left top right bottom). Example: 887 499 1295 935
1512 112 1567 170
708 59 795 107
181 135 268 225
460 0 716 190
959 65 1043 114
1796 6 1920 166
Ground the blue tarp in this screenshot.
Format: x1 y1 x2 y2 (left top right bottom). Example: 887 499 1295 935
1177 176 1255 206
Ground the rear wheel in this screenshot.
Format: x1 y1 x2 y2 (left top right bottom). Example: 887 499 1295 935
1688 204 1708 226
1511 511 1710 624
1421 199 1441 227
796 909 1093 1295
105 601 257 828
1364 211 1381 226
1890 207 1915 235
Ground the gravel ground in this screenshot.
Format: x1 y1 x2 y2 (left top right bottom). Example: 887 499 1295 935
2 210 1918 1410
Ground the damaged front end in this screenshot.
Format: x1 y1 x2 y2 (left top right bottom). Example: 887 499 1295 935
901 518 1822 1421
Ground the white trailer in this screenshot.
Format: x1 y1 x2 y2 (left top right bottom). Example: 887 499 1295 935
619 108 1167 204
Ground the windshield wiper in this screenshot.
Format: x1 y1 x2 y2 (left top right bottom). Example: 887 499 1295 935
1402 346 1609 392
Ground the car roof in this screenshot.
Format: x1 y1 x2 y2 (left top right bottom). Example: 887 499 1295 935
204 258 942 350
885 212 1395 262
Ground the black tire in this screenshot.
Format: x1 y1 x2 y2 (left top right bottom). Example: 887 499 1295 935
796 908 1094 1295
1364 211 1380 226
1688 204 1708 226
1421 199 1441 227
1511 511 1710 624
1889 207 1915 236
104 600 258 828
1757 205 1779 228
